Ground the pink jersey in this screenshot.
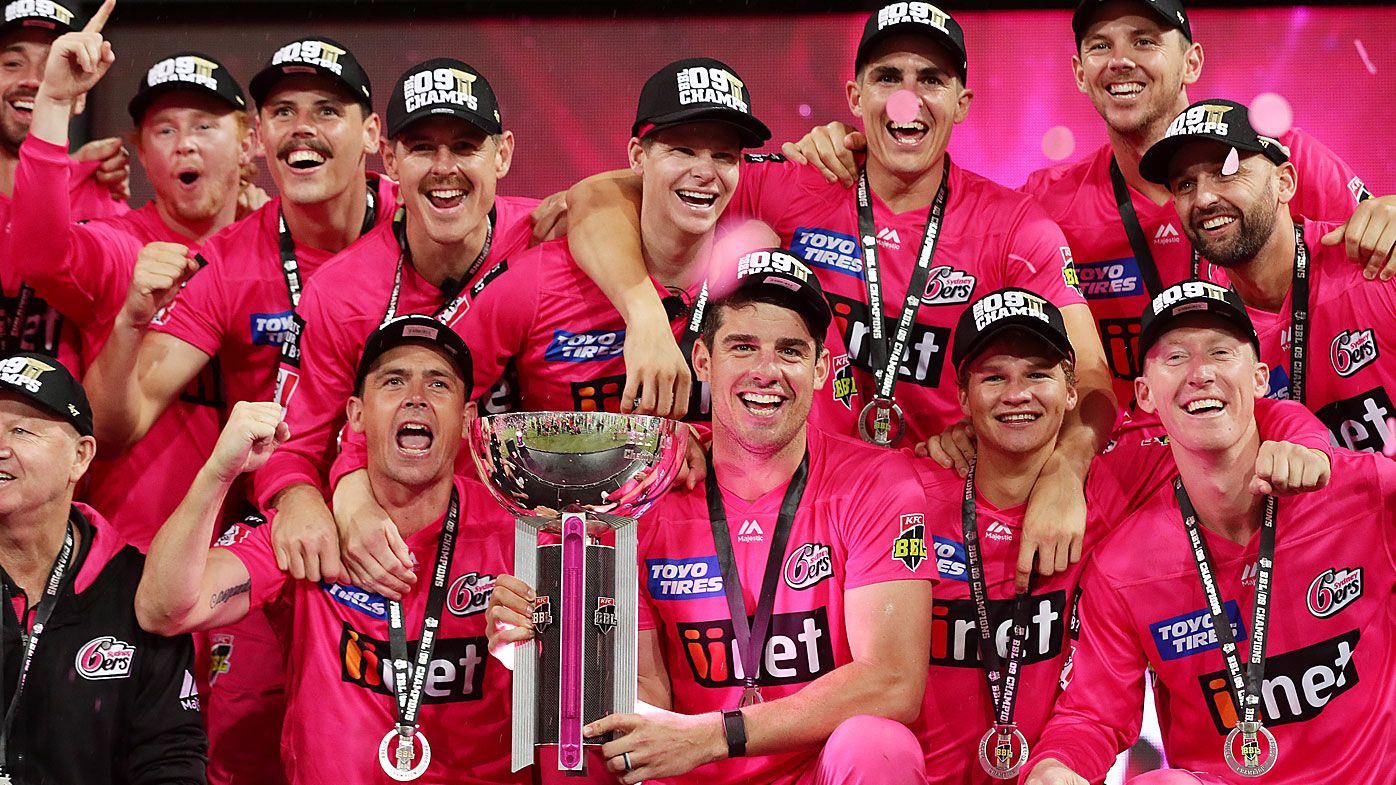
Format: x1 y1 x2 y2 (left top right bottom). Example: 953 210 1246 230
636 427 934 785
1023 131 1365 405
731 155 1085 444
1031 449 1396 784
221 476 523 785
253 198 537 508
11 136 224 549
1248 218 1396 455
153 175 399 410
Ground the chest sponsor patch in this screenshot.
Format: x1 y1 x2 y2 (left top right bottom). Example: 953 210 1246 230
1306 567 1363 619
646 556 725 600
75 635 136 680
1149 600 1247 661
249 310 296 346
546 328 626 362
1316 385 1394 454
791 227 862 278
930 591 1067 667
933 535 968 582
1076 256 1143 300
1099 315 1145 380
322 582 388 620
447 572 495 617
339 623 487 703
1198 629 1359 734
678 607 835 688
828 293 950 390
920 266 977 306
1330 329 1378 378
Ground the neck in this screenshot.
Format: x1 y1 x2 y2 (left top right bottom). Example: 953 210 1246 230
0 500 75 597
866 154 945 213
406 211 491 289
0 146 17 198
1171 427 1265 545
368 471 455 540
156 194 239 245
281 179 368 254
711 428 807 502
1108 125 1175 206
974 444 1055 509
639 212 711 290
1222 213 1298 312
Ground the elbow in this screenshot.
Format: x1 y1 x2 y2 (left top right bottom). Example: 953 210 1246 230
873 665 927 724
134 588 197 637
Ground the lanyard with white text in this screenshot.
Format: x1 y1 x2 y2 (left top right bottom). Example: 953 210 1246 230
1175 478 1279 777
960 460 1033 779
705 452 808 706
381 205 495 327
854 157 949 446
1108 157 1166 299
378 487 459 781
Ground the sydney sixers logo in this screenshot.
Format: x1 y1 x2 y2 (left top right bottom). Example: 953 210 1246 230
1307 568 1363 618
921 266 977 305
75 636 136 680
783 542 833 590
1330 329 1378 377
446 572 495 617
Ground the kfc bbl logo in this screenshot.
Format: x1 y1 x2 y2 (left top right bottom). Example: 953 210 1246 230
594 597 617 635
892 514 927 571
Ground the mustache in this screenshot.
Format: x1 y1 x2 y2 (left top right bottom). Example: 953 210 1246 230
276 138 333 161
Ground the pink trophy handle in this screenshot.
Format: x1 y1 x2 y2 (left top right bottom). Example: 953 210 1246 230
558 511 586 770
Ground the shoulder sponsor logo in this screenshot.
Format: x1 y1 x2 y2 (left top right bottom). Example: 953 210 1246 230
1149 600 1247 661
876 226 901 250
931 591 1066 667
1077 257 1144 300
179 669 200 711
1348 176 1373 203
275 366 300 408
470 260 508 298
447 572 495 617
339 623 487 703
1060 246 1081 294
791 227 863 278
546 328 625 362
1331 329 1378 378
75 636 137 680
1307 568 1363 619
784 542 833 590
209 633 234 684
736 519 765 543
892 514 927 571
679 607 835 688
1316 385 1393 454
322 582 388 620
984 521 1014 543
922 266 978 306
250 310 296 346
932 535 967 582
646 556 725 600
1154 223 1182 244
743 152 786 164
1199 629 1359 734
830 353 856 410
828 293 949 390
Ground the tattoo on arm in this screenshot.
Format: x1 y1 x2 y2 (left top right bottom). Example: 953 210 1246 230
209 580 251 609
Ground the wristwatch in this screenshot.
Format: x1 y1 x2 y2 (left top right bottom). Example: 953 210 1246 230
722 709 747 758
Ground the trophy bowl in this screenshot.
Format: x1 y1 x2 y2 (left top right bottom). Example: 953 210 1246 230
468 411 687 773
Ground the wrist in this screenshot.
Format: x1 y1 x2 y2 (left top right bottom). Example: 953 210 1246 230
617 285 668 326
718 709 746 760
271 482 320 512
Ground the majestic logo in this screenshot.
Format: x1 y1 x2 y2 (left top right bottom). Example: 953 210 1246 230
209 634 234 684
1306 568 1363 619
1149 601 1247 661
249 310 296 346
1330 329 1378 378
594 597 617 635
932 535 968 582
877 2 951 35
0 355 54 394
877 226 902 250
675 65 747 113
1316 386 1393 454
646 556 725 600
447 572 495 617
679 608 835 688
892 514 927 571
1155 223 1182 243
322 583 388 620
1198 630 1359 734
784 543 834 590
1165 103 1234 138
930 592 1067 667
971 289 1049 331
75 636 136 680
146 55 223 93
984 521 1014 543
828 293 950 390
179 670 200 711
339 624 487 703
792 227 862 278
737 519 765 543
1078 257 1144 301
922 266 978 306
271 40 348 77
403 66 479 113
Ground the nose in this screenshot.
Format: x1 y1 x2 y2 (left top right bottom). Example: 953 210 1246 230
175 128 198 154
1192 176 1223 210
1107 46 1137 72
429 144 458 176
1000 378 1034 405
1185 355 1220 387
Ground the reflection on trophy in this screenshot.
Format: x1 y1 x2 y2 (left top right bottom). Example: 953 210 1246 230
469 411 687 774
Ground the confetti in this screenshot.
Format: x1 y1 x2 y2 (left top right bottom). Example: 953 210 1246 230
887 89 920 125
1221 147 1240 176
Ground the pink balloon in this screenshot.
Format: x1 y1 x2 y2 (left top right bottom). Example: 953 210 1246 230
887 89 920 124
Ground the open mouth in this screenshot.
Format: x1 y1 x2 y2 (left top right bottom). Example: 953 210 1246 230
886 120 928 145
676 189 717 208
426 187 466 209
1106 82 1145 98
177 170 201 186
7 97 33 116
0 471 14 482
1198 214 1237 233
284 149 327 171
396 422 434 453
996 412 1041 424
738 392 784 415
1184 398 1226 416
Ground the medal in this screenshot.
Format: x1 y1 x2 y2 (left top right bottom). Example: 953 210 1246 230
977 724 1028 779
1224 721 1277 777
739 685 764 707
857 399 905 446
378 727 431 781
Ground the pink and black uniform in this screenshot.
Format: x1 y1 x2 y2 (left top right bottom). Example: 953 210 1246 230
218 475 521 785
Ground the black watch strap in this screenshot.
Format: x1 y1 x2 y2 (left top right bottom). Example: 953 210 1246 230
722 709 747 758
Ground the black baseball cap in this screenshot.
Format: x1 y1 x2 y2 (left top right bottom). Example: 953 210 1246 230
855 2 968 82
952 288 1075 374
1139 99 1289 185
1138 280 1258 360
128 52 247 124
1072 0 1192 45
632 57 770 149
710 248 832 339
386 58 501 139
0 0 79 39
354 315 474 396
249 37 372 111
0 353 92 437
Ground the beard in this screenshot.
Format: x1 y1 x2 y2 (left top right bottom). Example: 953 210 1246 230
1185 181 1279 269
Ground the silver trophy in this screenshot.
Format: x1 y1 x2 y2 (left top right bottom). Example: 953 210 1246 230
469 411 687 774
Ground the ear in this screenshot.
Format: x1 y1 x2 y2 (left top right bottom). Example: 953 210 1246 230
1064 378 1079 413
461 400 478 441
1135 374 1158 414
1181 41 1204 86
69 435 96 485
381 137 399 182
361 111 382 157
812 346 831 390
958 383 971 419
346 395 366 434
1274 161 1298 206
627 137 646 177
952 85 973 124
1071 53 1088 95
1252 360 1269 397
692 339 713 384
493 130 515 179
845 77 863 121
238 120 260 169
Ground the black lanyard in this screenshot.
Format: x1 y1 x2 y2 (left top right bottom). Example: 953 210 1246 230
1108 157 1166 298
0 285 36 357
0 522 75 771
960 460 1033 778
1175 478 1279 776
381 205 495 327
384 488 459 775
854 158 949 445
705 451 809 706
667 280 711 420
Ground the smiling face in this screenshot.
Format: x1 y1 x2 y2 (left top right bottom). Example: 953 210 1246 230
138 91 253 231
383 116 512 251
0 29 52 153
0 394 93 518
958 332 1077 459
629 122 741 242
348 343 470 491
1167 141 1295 269
847 32 971 183
1073 0 1201 142
257 74 379 207
1136 316 1268 454
695 299 829 458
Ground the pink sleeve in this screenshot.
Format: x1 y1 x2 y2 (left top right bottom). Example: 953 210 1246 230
1284 128 1369 221
152 245 228 357
999 201 1086 308
329 426 369 490
1028 563 1146 780
839 449 936 589
66 157 129 222
1254 397 1333 459
217 521 289 612
458 251 542 400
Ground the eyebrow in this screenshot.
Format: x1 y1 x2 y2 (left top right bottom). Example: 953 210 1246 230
776 337 813 352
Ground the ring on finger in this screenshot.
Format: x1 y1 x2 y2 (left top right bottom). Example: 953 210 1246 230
621 751 633 772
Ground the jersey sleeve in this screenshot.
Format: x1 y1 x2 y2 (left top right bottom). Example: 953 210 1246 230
9 136 142 324
1027 561 1146 781
1254 397 1333 459
123 625 208 785
999 200 1086 308
152 244 230 358
216 521 289 612
1285 128 1369 221
727 155 810 232
66 155 130 222
838 448 936 590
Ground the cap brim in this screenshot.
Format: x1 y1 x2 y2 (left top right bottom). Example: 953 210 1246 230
856 24 966 80
389 105 501 139
637 106 771 148
128 81 244 124
249 64 369 110
954 320 1074 375
1139 133 1271 185
1138 301 1258 362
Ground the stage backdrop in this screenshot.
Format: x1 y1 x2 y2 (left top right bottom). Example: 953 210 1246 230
98 5 1395 205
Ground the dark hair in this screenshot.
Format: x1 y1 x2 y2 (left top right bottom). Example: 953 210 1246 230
699 292 826 356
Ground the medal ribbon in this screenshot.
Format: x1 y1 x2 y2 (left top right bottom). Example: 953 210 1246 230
381 205 495 327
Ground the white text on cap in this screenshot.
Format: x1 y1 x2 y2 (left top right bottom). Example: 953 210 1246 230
1151 280 1231 312
676 65 748 113
737 249 812 281
5 0 72 25
972 290 1049 330
147 55 221 91
1165 103 1234 139
877 1 951 34
0 355 56 394
404 67 478 113
271 40 346 75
